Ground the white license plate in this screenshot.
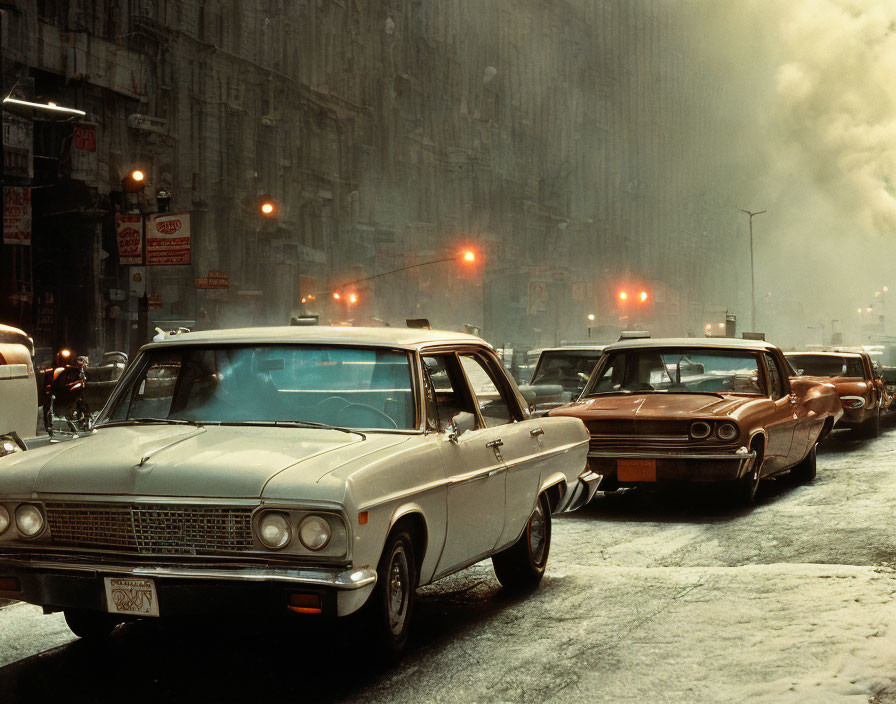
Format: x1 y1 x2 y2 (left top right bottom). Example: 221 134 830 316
104 577 160 617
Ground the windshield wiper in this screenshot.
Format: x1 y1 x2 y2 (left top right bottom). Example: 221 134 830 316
584 390 635 397
218 420 366 440
662 391 726 399
98 417 206 428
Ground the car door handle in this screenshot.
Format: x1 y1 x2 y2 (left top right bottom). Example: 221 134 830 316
486 439 504 449
529 427 544 438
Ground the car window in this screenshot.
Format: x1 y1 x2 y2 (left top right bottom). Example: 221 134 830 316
106 345 415 430
421 353 478 433
588 348 761 395
764 353 785 399
459 354 513 427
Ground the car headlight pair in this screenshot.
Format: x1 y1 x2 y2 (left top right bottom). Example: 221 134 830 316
690 421 738 442
0 504 44 538
258 512 330 551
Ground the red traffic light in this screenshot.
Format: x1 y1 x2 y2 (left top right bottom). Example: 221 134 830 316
259 194 276 217
123 169 147 192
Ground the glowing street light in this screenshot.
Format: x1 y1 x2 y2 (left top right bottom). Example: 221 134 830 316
462 249 476 263
639 290 648 303
587 313 596 321
619 291 628 302
332 292 341 301
130 169 145 183
347 292 358 305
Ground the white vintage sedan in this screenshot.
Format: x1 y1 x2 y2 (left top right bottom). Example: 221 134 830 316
0 327 596 654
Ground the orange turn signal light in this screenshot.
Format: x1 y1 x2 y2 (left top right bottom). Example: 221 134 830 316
358 511 369 525
287 592 322 614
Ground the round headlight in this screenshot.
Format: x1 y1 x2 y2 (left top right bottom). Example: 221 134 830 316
0 506 9 535
716 422 738 441
258 512 291 549
690 421 712 439
15 504 44 538
298 515 331 551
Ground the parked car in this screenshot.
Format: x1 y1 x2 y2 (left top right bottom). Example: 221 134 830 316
548 338 843 505
785 350 891 437
0 324 37 449
0 326 596 655
521 345 605 411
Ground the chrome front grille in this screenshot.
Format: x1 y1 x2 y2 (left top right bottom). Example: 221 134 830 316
45 502 255 555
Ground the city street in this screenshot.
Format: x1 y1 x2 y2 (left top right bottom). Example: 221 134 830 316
1 422 894 703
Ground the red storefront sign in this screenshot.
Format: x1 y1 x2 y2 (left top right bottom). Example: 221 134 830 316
3 187 31 246
146 212 191 266
115 214 143 264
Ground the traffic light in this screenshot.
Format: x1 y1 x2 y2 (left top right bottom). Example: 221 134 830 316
123 169 147 192
259 194 276 217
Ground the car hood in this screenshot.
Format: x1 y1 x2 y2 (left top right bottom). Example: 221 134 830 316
550 393 755 421
1 425 409 499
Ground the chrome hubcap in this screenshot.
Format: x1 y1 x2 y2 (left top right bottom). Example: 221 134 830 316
387 545 409 635
527 501 547 565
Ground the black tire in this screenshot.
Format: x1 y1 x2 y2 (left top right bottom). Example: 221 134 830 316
492 493 551 591
364 528 417 659
730 455 761 507
63 609 119 639
790 444 817 483
858 408 881 439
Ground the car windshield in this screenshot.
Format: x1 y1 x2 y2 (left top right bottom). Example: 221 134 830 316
584 348 763 396
788 355 864 378
530 350 604 392
102 344 416 430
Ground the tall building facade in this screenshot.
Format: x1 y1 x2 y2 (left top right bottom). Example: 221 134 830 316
1 0 748 363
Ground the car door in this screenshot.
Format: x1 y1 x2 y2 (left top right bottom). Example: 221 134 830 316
762 351 796 472
456 351 547 549
424 351 508 577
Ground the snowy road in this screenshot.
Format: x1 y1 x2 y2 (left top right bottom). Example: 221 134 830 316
1 424 895 703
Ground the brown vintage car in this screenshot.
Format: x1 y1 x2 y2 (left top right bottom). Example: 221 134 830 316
784 350 891 438
548 338 844 505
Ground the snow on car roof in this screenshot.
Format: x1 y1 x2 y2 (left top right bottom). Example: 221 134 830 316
142 326 489 351
602 337 778 352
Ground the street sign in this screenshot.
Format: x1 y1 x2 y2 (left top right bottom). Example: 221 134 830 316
146 212 191 265
194 270 230 289
116 214 143 264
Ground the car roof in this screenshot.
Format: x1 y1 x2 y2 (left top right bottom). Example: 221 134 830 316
142 326 490 351
784 351 862 358
601 337 778 353
539 346 605 353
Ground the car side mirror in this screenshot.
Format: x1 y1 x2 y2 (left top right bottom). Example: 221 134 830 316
445 412 476 442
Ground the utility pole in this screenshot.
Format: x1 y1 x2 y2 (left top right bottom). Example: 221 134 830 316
738 208 766 332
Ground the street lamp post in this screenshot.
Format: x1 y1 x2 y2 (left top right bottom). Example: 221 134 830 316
738 208 766 332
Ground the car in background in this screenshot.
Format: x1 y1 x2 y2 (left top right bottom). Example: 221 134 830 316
0 324 37 450
785 351 891 438
548 338 842 505
0 326 596 656
522 345 605 411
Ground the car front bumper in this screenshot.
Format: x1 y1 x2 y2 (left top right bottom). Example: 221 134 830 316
0 555 377 618
587 450 756 486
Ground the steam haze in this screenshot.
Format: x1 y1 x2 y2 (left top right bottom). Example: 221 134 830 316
693 0 896 344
